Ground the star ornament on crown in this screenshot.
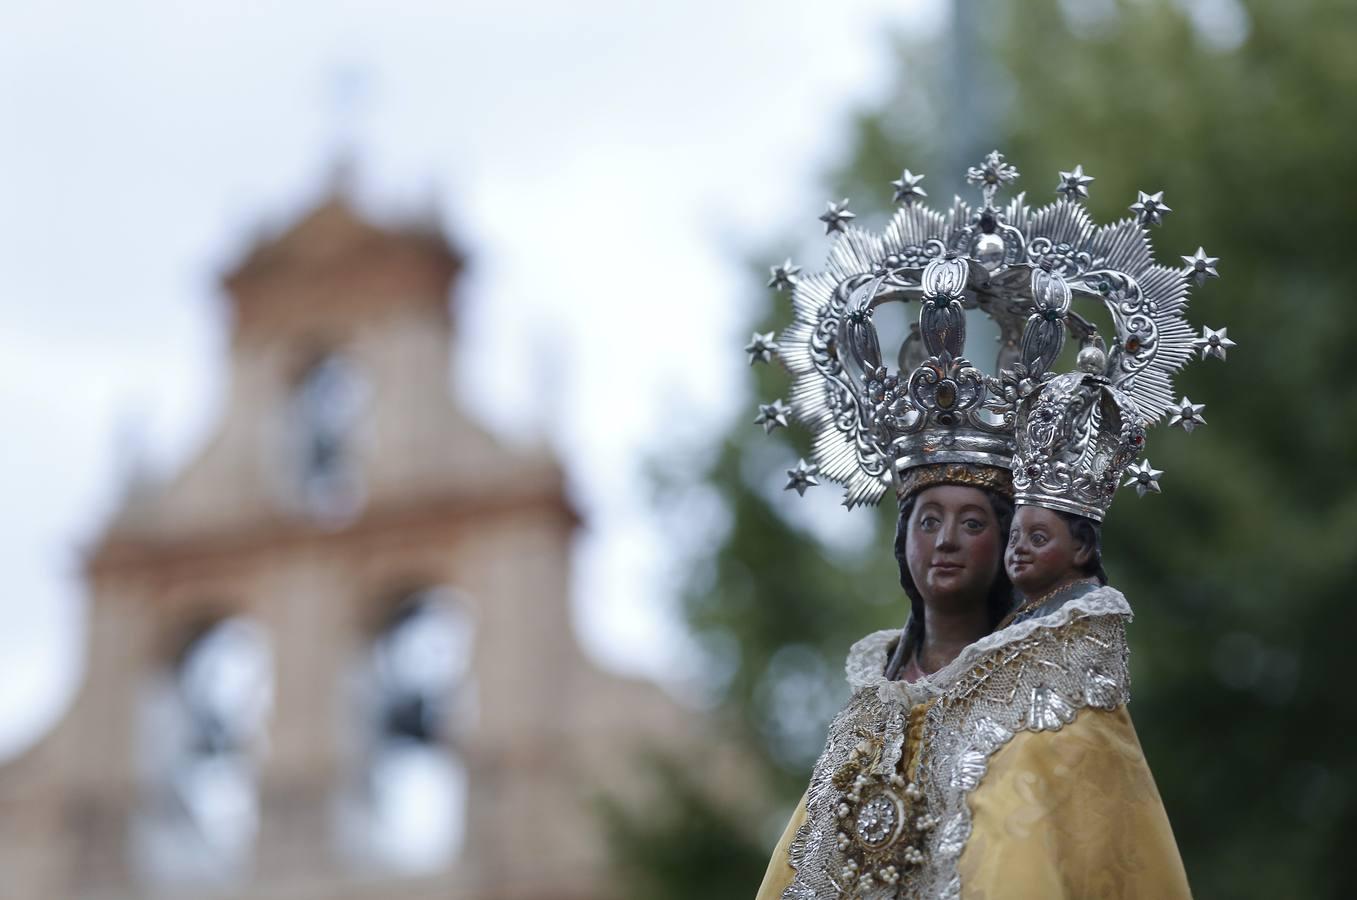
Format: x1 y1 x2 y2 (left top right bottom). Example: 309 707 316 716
749 150 1231 509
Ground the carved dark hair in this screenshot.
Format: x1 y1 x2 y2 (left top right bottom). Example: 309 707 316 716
890 486 1015 670
1054 510 1108 585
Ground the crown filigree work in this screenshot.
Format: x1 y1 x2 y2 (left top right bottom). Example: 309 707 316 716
1011 371 1146 521
754 150 1230 508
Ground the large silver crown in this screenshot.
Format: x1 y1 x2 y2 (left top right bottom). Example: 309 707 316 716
754 150 1231 508
1011 371 1146 522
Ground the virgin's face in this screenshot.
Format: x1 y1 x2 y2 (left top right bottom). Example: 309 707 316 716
902 485 1003 608
1005 504 1084 598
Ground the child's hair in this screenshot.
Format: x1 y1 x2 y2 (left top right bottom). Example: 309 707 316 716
1054 510 1108 585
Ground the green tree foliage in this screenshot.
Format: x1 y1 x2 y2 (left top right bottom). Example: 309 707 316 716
597 753 772 900
608 1 1357 896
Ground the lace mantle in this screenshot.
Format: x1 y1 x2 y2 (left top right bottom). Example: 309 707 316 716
785 587 1132 899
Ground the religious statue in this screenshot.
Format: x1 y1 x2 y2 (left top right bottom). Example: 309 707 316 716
748 152 1230 898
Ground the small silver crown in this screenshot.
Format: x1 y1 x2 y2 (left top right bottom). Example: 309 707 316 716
1011 371 1146 522
754 150 1230 509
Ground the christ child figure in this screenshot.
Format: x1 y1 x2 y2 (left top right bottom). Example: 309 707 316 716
1002 503 1108 622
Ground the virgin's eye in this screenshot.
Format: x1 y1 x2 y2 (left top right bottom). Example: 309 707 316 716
919 516 941 531
963 518 986 533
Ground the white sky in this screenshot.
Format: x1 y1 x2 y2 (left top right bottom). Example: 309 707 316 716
0 0 944 761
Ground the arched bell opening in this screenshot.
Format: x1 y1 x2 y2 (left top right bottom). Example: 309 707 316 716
132 614 273 886
282 349 371 525
335 585 475 875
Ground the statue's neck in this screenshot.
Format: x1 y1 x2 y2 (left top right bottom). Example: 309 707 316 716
914 601 991 674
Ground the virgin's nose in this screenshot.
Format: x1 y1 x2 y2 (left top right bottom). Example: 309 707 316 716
935 520 960 551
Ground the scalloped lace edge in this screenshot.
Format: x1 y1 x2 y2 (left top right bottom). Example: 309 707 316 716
844 586 1131 703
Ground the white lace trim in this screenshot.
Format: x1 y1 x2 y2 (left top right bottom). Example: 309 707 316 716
843 586 1132 705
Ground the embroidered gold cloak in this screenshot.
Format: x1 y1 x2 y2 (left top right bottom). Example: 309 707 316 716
755 587 1190 899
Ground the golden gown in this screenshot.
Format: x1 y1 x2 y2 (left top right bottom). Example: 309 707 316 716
755 587 1190 899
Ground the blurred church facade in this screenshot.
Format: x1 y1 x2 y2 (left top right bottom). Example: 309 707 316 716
0 189 692 899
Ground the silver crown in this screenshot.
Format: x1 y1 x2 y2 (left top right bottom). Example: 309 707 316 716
849 256 1015 478
755 150 1229 508
1011 370 1146 522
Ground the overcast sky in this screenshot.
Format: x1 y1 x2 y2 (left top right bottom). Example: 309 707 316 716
0 0 942 760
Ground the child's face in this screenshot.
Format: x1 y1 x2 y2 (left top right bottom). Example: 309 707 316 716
1004 505 1088 598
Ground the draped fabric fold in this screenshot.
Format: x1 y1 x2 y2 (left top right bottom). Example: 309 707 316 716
957 705 1190 900
756 793 806 900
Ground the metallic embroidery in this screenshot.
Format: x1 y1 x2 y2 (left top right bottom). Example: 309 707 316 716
785 590 1132 899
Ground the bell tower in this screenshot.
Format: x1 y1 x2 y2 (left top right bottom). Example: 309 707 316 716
0 188 692 899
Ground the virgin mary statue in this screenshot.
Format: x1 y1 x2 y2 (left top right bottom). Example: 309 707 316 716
747 152 1227 898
